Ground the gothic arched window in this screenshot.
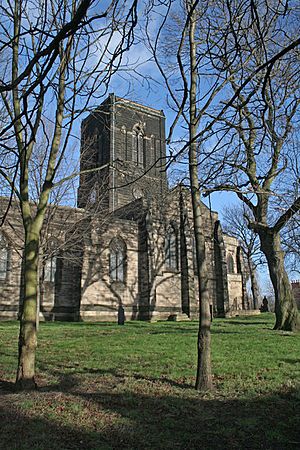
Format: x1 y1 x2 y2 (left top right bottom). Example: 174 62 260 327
44 241 58 283
150 135 155 173
44 256 57 282
165 225 178 270
236 247 242 273
227 254 235 274
0 233 9 281
132 124 144 166
121 126 127 160
98 133 103 166
109 237 126 282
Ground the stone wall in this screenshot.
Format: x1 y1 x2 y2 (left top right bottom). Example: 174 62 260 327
0 199 23 319
0 198 86 321
80 218 140 322
223 235 245 314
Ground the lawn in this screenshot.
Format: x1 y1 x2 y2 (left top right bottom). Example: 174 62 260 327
0 313 299 450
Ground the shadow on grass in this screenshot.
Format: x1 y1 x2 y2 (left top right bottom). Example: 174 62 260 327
280 358 300 365
0 379 15 392
0 374 299 450
224 320 271 326
133 326 242 336
37 366 194 390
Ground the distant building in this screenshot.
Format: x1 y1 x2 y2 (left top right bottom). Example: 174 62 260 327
0 95 252 321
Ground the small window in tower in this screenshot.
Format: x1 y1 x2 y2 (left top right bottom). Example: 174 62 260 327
165 225 178 270
98 134 103 166
150 135 155 172
121 126 127 160
109 237 126 283
132 124 145 167
155 139 161 169
137 132 144 166
0 233 9 281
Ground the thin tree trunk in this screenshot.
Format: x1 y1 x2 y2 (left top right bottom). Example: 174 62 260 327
15 228 39 390
188 0 212 390
36 257 41 331
249 260 259 309
259 230 299 331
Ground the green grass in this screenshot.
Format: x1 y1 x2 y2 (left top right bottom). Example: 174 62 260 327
0 313 299 449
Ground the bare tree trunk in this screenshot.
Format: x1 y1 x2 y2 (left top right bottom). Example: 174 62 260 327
194 206 212 390
259 230 299 331
249 260 260 309
15 228 39 389
188 0 212 391
36 257 41 331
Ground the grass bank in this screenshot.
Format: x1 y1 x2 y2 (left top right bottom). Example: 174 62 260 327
0 313 299 449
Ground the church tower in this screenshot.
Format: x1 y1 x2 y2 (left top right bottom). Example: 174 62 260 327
78 94 167 211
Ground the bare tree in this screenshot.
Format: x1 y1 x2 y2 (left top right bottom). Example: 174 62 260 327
0 0 138 389
202 0 300 331
144 0 300 391
222 204 265 309
145 0 235 390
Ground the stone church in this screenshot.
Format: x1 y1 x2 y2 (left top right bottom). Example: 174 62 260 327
0 94 251 322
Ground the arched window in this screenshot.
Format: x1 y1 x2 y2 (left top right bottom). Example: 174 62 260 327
98 134 103 166
109 237 126 282
227 254 235 274
121 126 127 160
132 124 144 166
44 256 57 282
165 225 178 270
44 240 58 283
150 135 155 173
236 246 242 273
155 139 161 162
0 233 9 281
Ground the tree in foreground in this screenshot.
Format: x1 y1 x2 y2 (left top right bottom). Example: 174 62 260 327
0 0 138 389
146 0 235 390
203 0 300 331
145 0 300 393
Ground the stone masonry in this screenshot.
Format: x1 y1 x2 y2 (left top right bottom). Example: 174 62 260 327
0 95 252 322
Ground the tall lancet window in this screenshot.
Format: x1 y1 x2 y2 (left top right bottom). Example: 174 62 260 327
109 237 126 283
150 135 155 173
227 254 235 274
165 225 178 270
0 233 9 281
44 255 57 283
121 126 127 160
44 241 59 283
132 123 144 166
